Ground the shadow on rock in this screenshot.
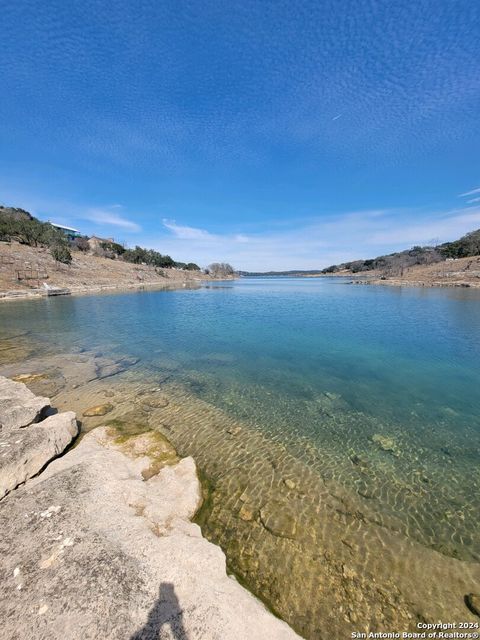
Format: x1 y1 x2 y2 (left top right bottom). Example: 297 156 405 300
131 583 188 640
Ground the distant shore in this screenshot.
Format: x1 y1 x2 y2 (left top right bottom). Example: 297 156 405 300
332 255 480 289
252 255 480 289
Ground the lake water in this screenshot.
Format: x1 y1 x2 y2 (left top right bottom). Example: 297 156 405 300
1 277 479 637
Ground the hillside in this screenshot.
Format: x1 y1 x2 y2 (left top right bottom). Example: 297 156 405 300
320 228 480 275
0 241 211 299
0 205 228 299
341 254 480 288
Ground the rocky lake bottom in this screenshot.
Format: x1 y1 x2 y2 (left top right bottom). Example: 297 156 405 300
0 335 479 639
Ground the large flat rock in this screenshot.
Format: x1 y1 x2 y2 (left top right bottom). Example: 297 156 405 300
0 428 300 640
0 376 50 431
0 411 78 499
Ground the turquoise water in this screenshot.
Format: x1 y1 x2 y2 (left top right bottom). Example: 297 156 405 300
1 277 480 561
3 277 479 421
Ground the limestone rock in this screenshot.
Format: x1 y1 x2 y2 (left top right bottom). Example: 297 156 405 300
0 411 78 499
0 376 50 431
283 478 296 490
0 427 300 639
82 403 114 417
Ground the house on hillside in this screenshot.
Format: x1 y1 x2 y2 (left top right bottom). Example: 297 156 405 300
49 222 81 241
87 235 114 252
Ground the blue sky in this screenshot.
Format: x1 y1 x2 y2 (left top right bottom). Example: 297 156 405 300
1 0 479 270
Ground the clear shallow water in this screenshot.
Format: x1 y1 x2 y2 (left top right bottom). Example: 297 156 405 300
1 278 480 636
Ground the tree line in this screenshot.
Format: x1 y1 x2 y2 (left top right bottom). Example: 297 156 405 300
0 207 73 264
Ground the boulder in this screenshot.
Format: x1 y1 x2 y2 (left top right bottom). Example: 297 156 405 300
0 376 50 431
0 411 78 499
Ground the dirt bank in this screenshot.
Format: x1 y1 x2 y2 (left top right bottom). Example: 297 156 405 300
0 241 225 300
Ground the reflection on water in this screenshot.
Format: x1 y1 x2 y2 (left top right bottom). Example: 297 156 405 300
1 278 479 638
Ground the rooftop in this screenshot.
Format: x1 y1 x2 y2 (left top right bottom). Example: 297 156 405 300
49 222 80 233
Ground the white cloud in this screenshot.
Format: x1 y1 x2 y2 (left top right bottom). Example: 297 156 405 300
162 219 215 240
83 207 141 232
459 187 480 197
151 205 480 271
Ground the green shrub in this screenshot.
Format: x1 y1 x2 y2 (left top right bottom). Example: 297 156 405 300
0 208 65 247
51 242 72 264
123 246 174 268
100 241 125 256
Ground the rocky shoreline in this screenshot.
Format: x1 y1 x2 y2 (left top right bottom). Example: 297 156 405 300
350 277 480 289
0 279 204 302
0 375 300 639
317 255 480 289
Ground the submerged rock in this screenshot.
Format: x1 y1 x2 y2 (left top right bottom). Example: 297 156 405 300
11 372 48 384
94 356 139 381
227 426 242 436
138 394 169 409
371 433 399 456
466 593 480 617
259 500 298 539
82 403 114 417
0 376 50 430
238 503 255 522
324 391 340 400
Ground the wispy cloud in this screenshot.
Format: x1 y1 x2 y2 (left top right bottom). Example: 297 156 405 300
82 207 141 232
153 204 480 271
162 219 215 240
459 187 480 197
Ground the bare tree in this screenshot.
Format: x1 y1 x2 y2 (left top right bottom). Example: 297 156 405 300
207 262 235 277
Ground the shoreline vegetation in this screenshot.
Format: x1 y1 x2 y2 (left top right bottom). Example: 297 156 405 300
0 205 236 301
